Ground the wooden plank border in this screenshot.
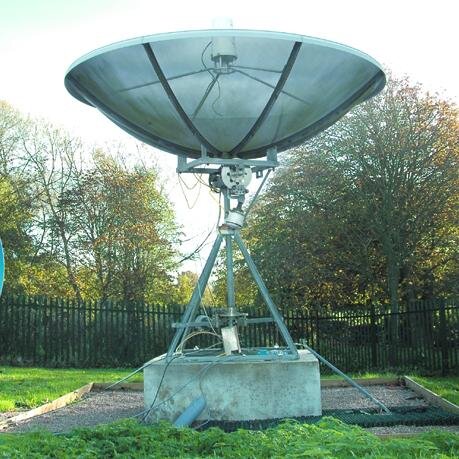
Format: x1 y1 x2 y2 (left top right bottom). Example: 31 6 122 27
95 377 401 391
403 376 459 415
92 382 143 391
0 382 93 431
321 377 400 388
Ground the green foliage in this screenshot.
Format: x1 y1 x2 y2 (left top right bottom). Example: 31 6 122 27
60 151 180 303
0 175 35 296
0 100 185 302
0 418 458 458
238 76 459 310
168 270 198 305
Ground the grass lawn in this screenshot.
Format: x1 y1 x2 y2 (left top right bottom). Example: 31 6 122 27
410 376 459 406
1 366 457 413
0 367 142 412
1 368 457 458
0 418 458 458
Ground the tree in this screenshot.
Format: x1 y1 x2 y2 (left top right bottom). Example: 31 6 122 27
60 150 180 303
242 75 458 327
0 102 37 294
0 101 182 302
21 122 85 300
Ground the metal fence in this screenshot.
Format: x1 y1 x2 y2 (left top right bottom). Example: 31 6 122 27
0 295 457 374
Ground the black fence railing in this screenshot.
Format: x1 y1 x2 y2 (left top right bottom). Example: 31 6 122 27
0 296 457 374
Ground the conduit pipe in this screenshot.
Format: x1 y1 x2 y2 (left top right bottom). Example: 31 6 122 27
173 396 207 427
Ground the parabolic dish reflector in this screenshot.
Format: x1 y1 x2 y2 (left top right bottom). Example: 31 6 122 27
65 30 385 159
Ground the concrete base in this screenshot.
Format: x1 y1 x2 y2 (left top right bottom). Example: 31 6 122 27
143 350 321 422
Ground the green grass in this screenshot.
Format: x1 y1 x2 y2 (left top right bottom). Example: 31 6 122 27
1 368 458 457
0 367 142 412
0 418 458 458
321 371 400 380
1 367 457 414
411 376 459 406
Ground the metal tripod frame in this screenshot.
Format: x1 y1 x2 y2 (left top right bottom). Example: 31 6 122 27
167 152 391 413
167 153 299 361
166 214 299 360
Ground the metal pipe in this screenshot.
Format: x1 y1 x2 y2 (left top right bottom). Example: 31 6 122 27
173 396 207 427
234 233 299 359
301 342 391 414
167 234 223 359
225 235 235 310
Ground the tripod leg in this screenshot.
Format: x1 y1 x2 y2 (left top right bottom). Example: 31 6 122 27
166 234 223 359
301 341 390 413
225 235 236 310
234 232 299 358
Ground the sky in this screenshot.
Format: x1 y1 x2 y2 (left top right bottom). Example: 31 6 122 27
1 0 458 272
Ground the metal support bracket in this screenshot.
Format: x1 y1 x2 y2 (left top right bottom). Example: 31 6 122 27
176 149 278 174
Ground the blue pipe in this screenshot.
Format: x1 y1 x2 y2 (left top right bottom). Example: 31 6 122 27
173 396 206 427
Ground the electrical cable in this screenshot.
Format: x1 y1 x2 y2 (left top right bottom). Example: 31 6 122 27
176 190 222 264
211 77 223 117
177 173 199 190
178 173 201 209
138 353 226 423
200 41 213 79
191 74 220 120
139 355 177 423
176 330 221 353
200 40 223 117
177 227 214 264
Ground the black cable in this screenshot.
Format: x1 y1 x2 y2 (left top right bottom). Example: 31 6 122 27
176 191 222 264
177 227 214 264
140 355 177 423
200 41 223 117
211 77 223 117
201 41 213 79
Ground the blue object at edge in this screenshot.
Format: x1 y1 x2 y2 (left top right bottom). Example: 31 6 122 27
173 396 206 427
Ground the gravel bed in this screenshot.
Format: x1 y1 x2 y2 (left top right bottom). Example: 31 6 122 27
1 384 454 435
321 385 428 410
367 424 459 435
5 391 144 433
0 411 22 422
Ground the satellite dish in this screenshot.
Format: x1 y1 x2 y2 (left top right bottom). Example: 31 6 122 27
65 28 386 363
65 28 391 420
64 30 385 159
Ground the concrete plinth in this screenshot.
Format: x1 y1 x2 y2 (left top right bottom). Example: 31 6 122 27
144 350 321 422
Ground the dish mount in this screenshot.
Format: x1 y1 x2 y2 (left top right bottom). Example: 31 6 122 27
64 27 386 363
170 147 301 360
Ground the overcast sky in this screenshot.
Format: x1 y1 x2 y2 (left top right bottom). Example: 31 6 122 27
1 0 458 271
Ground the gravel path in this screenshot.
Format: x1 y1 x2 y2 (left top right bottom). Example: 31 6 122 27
0 411 20 422
368 424 459 435
5 391 144 433
321 385 428 410
1 385 455 435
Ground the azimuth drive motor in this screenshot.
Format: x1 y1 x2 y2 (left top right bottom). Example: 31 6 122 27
209 165 251 230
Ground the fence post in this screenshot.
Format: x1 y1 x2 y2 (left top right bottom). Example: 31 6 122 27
315 308 320 354
438 298 449 376
370 302 378 369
